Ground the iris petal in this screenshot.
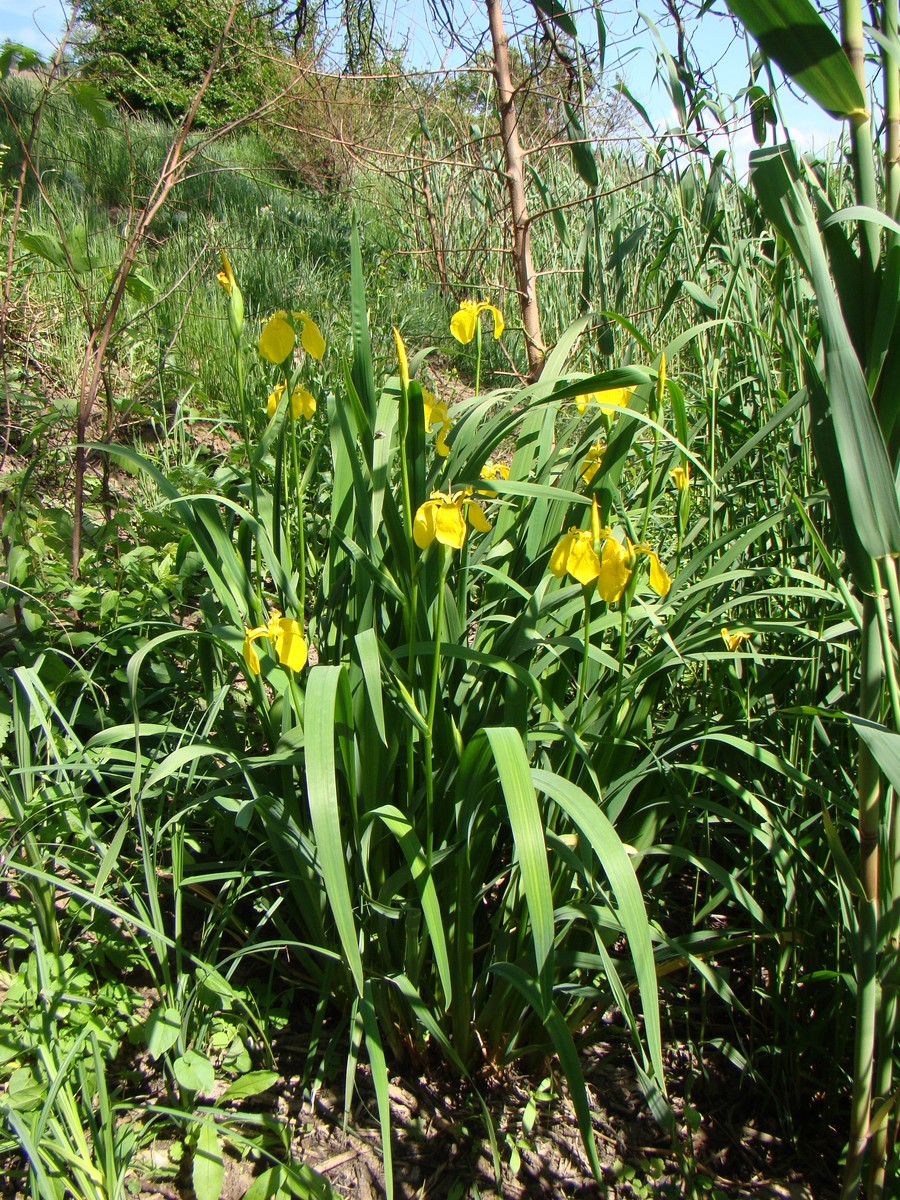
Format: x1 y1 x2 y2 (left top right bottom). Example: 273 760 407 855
259 315 295 363
647 552 671 597
271 617 308 671
450 304 477 344
596 538 631 603
549 531 577 579
567 534 602 586
434 503 467 549
299 315 325 361
414 501 438 549
267 382 285 419
466 499 491 533
291 385 316 420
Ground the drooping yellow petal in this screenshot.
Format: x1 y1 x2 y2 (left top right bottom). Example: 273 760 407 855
393 326 410 390
242 634 261 675
434 502 467 549
549 529 601 585
575 393 590 415
478 302 505 339
581 441 604 485
566 532 602 586
465 498 492 534
424 395 452 457
414 500 439 549
298 314 325 361
549 531 576 579
270 616 308 672
259 315 295 363
450 300 478 344
291 385 316 420
646 551 672 597
596 537 631 603
267 382 285 419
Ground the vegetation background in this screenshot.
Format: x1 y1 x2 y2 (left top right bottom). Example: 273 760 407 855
1 0 898 1197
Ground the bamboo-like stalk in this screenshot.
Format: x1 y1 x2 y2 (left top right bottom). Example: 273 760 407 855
841 0 881 286
485 0 545 379
842 594 884 1200
884 0 900 219
868 555 900 1197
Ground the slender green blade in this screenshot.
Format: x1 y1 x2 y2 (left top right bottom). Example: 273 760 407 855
532 768 665 1088
726 0 867 119
750 146 900 562
360 984 393 1200
305 666 364 996
484 728 554 982
492 963 603 1183
366 805 453 1006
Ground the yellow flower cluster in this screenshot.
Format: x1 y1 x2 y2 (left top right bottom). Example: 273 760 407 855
242 611 307 675
549 502 671 603
479 460 509 493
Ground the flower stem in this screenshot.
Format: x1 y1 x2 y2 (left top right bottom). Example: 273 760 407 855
640 427 660 543
565 586 593 776
424 547 451 871
475 317 483 396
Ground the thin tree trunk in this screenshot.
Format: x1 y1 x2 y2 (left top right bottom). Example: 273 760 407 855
486 0 544 379
71 0 242 576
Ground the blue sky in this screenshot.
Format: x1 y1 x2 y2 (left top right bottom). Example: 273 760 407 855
0 0 840 157
0 0 66 50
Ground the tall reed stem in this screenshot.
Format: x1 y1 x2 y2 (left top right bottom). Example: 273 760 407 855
842 593 883 1199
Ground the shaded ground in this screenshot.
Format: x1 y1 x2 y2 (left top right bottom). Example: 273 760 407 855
90 1018 838 1200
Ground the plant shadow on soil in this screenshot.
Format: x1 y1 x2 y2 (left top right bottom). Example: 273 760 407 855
127 1012 838 1200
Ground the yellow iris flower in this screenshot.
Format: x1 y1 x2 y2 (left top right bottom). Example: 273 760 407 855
414 488 491 551
479 461 509 495
266 383 316 421
550 514 672 602
549 527 602 586
217 250 237 296
595 538 672 603
217 250 244 342
580 440 604 485
423 389 451 457
574 387 635 416
450 299 505 344
670 463 690 491
259 311 325 364
721 627 751 651
393 326 411 390
242 611 308 675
